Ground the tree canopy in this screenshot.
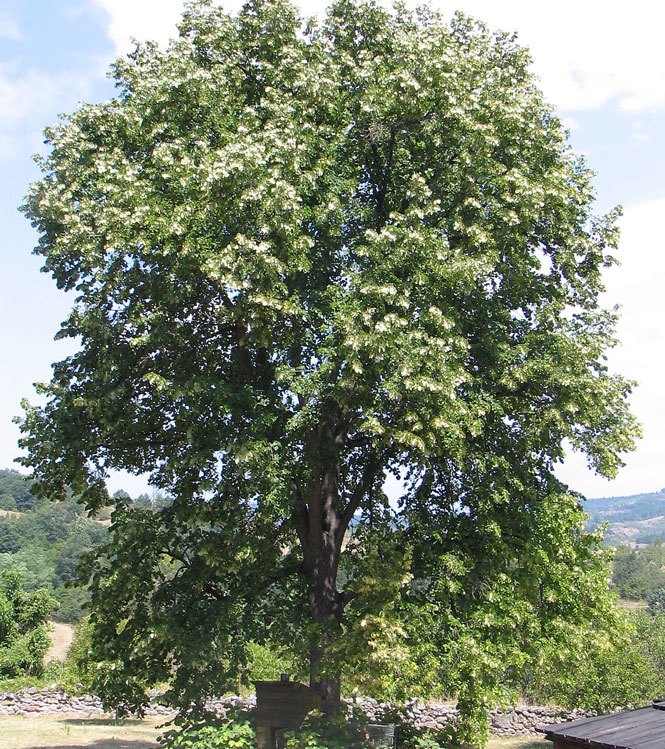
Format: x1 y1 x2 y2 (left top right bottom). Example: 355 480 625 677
20 0 639 739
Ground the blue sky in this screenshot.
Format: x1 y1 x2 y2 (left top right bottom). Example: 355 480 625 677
1 0 664 499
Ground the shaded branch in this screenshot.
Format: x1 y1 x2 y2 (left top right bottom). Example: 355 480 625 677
338 454 380 542
291 479 310 555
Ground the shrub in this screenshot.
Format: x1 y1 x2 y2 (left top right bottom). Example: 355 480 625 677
283 711 371 749
159 710 256 749
245 640 297 683
0 569 55 678
520 611 664 712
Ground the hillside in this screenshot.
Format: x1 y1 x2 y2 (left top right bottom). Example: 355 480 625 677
0 468 172 623
585 489 665 546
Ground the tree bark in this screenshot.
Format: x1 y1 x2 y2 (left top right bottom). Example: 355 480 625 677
307 466 345 715
293 426 346 715
293 423 378 715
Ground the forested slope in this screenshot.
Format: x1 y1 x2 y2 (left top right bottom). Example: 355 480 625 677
0 469 166 622
586 489 665 545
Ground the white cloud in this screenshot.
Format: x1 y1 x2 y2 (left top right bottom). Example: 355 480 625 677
631 121 651 144
0 64 96 162
90 0 665 114
560 116 579 132
90 0 187 52
0 11 20 40
445 0 665 112
557 195 665 497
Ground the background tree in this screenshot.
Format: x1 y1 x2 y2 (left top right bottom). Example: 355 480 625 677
0 474 108 623
612 541 665 600
0 570 54 678
0 469 36 512
19 0 639 737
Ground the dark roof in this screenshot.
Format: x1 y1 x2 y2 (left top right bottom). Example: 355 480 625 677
538 704 665 749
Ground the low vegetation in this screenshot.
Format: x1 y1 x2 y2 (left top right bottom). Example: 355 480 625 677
612 539 665 601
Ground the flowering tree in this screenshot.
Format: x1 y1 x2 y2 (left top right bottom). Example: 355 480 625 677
20 0 638 738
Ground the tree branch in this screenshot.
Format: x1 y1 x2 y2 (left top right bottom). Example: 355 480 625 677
291 479 310 555
338 455 380 542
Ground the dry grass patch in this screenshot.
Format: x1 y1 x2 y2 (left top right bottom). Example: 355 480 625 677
617 598 648 611
0 714 165 748
0 714 552 749
45 621 76 664
488 736 549 749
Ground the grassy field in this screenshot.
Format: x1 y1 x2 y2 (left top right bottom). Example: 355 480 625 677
0 715 164 748
0 714 549 748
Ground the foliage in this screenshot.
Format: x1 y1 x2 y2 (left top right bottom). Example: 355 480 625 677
160 710 256 749
612 540 665 600
519 608 665 711
0 569 55 678
0 616 97 694
0 469 37 512
412 737 446 749
283 711 370 748
631 610 665 684
0 494 107 623
647 588 665 614
19 0 638 740
57 616 96 691
0 478 158 624
244 640 299 684
0 495 17 512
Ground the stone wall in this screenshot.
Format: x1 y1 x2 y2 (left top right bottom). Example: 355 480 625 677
347 697 592 737
0 688 590 736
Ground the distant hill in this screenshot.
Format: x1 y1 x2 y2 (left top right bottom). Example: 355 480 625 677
0 468 171 623
585 489 665 546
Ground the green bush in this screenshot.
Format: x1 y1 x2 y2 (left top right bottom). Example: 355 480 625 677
412 736 447 749
245 640 297 683
283 711 371 749
47 616 97 693
159 710 256 748
519 610 665 712
0 569 54 678
51 586 89 624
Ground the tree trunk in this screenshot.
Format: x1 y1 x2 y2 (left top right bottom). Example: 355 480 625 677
294 425 354 716
309 643 341 716
308 564 344 716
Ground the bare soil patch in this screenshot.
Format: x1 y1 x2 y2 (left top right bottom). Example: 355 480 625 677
46 621 76 664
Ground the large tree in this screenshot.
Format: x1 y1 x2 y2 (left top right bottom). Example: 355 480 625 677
20 0 638 736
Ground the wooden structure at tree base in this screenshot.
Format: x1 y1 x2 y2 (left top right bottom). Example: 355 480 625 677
538 702 665 749
255 677 324 749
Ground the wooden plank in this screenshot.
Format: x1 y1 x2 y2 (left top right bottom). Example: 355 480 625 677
543 707 665 749
552 741 588 749
629 735 665 749
590 719 665 748
563 710 661 743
